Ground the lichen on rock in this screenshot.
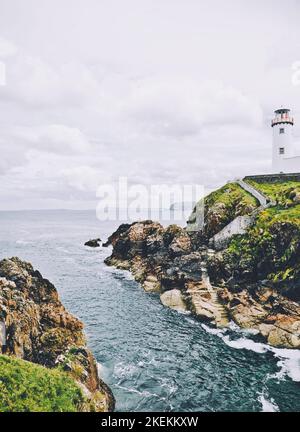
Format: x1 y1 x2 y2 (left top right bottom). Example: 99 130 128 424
104 179 300 349
0 257 114 412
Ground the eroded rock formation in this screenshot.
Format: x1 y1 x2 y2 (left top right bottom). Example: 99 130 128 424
104 220 300 349
0 257 114 412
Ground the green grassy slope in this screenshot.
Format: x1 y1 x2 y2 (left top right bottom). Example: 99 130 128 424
188 182 259 238
220 180 300 298
0 355 84 412
246 179 300 208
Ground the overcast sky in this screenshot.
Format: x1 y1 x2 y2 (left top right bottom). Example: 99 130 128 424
0 0 300 210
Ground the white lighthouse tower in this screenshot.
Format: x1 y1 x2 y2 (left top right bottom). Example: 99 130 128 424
272 108 294 173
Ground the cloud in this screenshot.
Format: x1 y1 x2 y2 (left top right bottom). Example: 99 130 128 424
12 124 91 154
0 0 298 210
124 77 263 137
0 138 25 175
0 53 102 108
61 165 106 192
0 37 17 57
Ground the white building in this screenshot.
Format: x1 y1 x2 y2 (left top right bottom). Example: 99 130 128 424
272 108 300 173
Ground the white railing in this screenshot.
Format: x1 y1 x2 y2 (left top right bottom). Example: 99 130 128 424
272 117 294 126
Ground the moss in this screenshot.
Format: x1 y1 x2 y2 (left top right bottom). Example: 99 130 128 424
0 355 84 412
188 183 259 238
246 180 300 207
56 348 87 381
205 182 259 209
225 204 300 295
39 328 85 366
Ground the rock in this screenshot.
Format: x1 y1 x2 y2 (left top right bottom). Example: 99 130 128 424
169 233 191 256
258 323 275 338
266 317 300 348
0 257 114 412
84 238 101 248
142 274 161 293
293 192 300 204
105 217 300 349
160 289 187 312
103 224 132 247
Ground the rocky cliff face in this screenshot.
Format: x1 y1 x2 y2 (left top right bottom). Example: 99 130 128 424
0 257 114 412
104 217 300 349
187 182 259 241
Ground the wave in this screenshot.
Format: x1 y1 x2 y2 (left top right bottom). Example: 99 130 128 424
271 348 300 382
201 323 227 336
222 336 269 354
201 323 300 383
104 266 135 281
113 362 139 379
258 392 280 412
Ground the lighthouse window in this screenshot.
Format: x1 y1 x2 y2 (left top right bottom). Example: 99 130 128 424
279 128 285 134
279 147 285 154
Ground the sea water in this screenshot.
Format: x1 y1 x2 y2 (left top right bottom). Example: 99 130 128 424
0 209 299 412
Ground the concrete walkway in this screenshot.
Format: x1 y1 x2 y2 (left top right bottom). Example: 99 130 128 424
208 178 275 250
237 179 269 207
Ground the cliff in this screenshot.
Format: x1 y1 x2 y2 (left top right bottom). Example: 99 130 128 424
104 178 300 349
0 257 114 412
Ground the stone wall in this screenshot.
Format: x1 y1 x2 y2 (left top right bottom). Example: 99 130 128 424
244 173 300 184
208 214 254 251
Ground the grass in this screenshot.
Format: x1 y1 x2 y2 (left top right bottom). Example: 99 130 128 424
226 203 300 287
188 182 258 232
0 355 84 412
260 205 300 226
246 180 300 207
205 182 259 209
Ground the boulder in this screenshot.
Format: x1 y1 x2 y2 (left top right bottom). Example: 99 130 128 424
84 238 101 248
160 289 187 312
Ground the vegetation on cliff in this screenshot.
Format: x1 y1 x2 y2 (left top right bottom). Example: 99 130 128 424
0 355 83 412
212 181 300 300
246 179 300 207
188 182 259 239
105 218 300 348
104 178 300 348
0 257 114 412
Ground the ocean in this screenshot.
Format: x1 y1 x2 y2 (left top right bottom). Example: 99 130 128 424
0 209 299 412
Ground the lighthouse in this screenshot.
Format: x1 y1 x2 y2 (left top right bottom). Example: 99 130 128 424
271 108 300 173
272 108 294 172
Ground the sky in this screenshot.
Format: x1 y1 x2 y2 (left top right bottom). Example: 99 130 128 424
0 0 300 210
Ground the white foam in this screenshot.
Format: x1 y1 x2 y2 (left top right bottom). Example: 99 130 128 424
114 362 138 378
229 321 260 336
201 323 226 336
104 266 135 281
114 384 160 399
222 336 269 354
201 323 268 353
202 322 300 383
258 393 279 412
271 347 300 382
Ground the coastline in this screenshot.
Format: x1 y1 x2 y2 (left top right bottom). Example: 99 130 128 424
104 220 300 350
0 256 115 412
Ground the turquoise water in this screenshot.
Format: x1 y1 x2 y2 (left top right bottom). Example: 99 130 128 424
0 210 300 412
